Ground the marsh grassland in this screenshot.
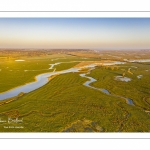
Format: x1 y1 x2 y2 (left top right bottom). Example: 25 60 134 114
0 49 150 132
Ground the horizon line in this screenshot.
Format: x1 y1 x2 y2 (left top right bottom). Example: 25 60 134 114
0 48 150 51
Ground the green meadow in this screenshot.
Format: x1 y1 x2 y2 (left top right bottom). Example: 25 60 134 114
0 56 82 92
0 54 150 132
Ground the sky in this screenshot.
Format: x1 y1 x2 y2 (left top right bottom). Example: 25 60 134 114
0 18 150 50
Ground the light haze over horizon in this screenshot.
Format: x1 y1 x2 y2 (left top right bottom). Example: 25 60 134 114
0 18 150 50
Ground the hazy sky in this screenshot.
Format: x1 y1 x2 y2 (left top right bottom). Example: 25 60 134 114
0 18 150 50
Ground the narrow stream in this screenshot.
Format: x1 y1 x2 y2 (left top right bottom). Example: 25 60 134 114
79 69 134 106
80 73 111 95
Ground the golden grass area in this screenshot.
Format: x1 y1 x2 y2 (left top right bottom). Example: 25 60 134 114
0 92 25 106
74 60 116 68
48 74 59 81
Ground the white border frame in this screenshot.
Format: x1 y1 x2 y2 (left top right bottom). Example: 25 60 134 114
1 12 150 18
0 11 150 139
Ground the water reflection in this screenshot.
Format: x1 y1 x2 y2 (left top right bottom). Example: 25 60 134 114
80 71 134 106
0 68 80 100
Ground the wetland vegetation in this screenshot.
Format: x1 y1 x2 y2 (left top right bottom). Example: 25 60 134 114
0 49 150 132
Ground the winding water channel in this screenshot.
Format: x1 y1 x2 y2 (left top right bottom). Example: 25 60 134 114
0 68 80 100
79 69 134 106
0 61 134 106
